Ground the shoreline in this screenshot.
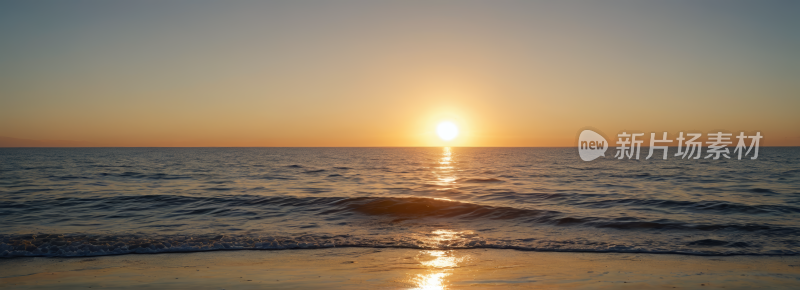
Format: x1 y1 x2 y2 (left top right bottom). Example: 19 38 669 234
2 248 800 289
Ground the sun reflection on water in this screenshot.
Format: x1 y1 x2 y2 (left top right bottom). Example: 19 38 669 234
433 147 457 188
408 230 471 290
419 250 464 268
412 149 472 289
411 272 451 290
410 251 461 290
438 147 452 168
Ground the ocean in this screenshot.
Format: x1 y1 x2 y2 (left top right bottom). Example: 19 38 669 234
1 147 799 257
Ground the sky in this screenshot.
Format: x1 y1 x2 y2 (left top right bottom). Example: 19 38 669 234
1 0 798 147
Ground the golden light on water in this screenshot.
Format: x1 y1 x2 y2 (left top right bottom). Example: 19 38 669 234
413 150 474 290
408 230 472 290
438 147 452 169
419 250 464 268
434 147 457 188
410 250 458 290
411 272 451 290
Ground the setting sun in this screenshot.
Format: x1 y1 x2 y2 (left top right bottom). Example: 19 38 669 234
437 122 459 141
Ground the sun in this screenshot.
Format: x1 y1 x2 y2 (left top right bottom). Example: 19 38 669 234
437 122 459 141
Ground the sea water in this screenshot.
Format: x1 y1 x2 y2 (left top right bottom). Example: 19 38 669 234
1 147 799 257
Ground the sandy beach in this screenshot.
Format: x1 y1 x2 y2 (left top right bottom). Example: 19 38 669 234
2 248 800 289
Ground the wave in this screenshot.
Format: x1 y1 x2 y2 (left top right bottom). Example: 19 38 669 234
2 232 795 258
462 178 505 183
573 198 800 215
339 197 800 234
4 195 798 232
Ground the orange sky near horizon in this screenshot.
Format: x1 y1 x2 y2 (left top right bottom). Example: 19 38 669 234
1 1 798 147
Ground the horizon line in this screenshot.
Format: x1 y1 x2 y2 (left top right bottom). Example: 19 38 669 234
1 146 797 148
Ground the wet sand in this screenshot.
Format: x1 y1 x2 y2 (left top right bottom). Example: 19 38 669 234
1 248 800 289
